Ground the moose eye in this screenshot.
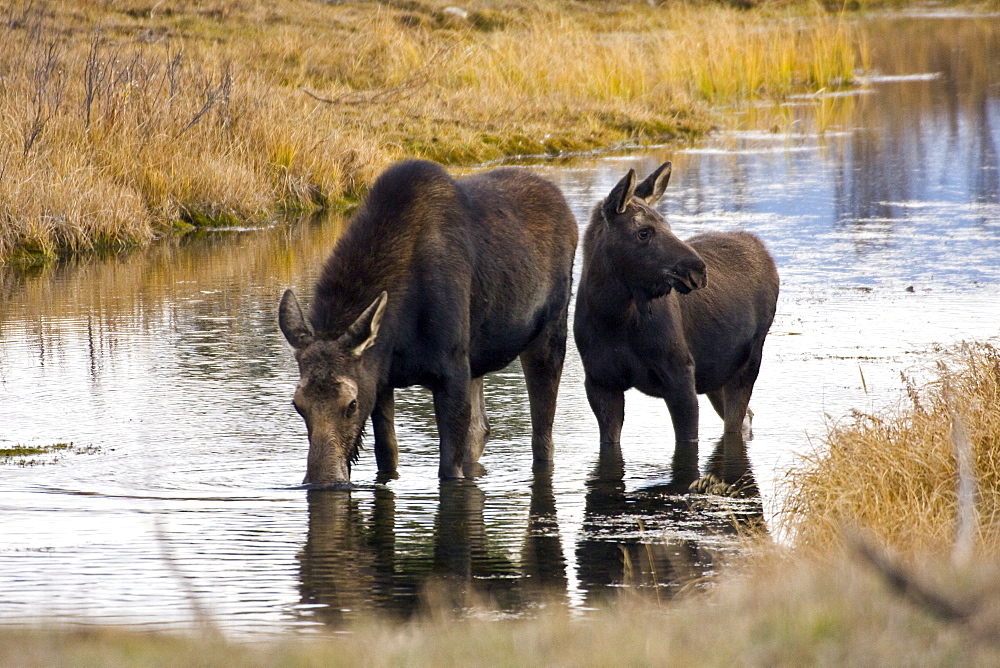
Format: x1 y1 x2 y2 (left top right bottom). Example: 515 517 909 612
637 228 652 242
345 399 358 417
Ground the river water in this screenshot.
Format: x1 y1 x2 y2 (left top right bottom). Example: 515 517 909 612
2 14 999 636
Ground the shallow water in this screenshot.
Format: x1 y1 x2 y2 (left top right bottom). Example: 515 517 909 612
2 15 999 636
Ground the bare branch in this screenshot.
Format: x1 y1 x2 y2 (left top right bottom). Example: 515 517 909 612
847 528 972 623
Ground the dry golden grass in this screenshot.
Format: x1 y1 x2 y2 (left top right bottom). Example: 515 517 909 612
0 0 865 262
780 343 1000 559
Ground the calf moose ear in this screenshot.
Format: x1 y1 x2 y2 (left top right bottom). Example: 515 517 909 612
634 161 672 205
604 169 637 219
346 291 388 356
279 290 315 350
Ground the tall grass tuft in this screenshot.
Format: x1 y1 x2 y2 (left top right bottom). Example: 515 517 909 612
780 343 1000 558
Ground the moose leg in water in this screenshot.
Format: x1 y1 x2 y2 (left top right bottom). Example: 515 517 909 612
372 388 398 475
467 376 490 468
519 301 569 464
433 365 473 479
658 357 699 450
583 378 625 453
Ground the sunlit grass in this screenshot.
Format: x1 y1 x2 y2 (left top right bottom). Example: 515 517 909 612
0 0 867 263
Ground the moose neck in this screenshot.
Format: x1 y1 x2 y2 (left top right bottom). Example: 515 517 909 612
582 249 648 327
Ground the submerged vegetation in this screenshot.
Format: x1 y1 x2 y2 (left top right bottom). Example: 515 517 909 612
0 0 864 262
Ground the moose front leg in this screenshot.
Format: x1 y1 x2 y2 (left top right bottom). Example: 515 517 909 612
467 376 490 467
372 387 398 475
433 368 473 479
664 365 700 469
585 377 625 451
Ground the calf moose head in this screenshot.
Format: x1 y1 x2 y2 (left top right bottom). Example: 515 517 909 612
602 162 707 300
279 290 387 486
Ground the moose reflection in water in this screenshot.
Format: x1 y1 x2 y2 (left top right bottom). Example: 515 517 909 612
296 436 760 625
296 474 569 625
576 433 764 603
574 162 779 465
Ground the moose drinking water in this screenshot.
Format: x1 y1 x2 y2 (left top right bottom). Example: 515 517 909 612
279 159 578 486
573 161 779 459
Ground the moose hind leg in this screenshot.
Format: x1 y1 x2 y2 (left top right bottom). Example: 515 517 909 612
707 390 726 421
520 316 568 464
467 375 490 466
724 339 766 438
721 384 753 436
709 388 751 438
585 378 625 451
372 387 399 474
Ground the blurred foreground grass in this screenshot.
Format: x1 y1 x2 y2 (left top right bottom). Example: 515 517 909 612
3 557 1000 666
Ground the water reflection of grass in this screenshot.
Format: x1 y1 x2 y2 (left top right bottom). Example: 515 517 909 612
0 210 347 325
0 0 865 262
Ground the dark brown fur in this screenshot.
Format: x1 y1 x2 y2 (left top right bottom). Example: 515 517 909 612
280 159 578 485
573 162 779 456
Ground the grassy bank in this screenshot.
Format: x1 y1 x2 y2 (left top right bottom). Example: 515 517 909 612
4 343 1000 664
0 0 863 263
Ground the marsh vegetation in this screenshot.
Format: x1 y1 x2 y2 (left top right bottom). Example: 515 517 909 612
0 0 862 261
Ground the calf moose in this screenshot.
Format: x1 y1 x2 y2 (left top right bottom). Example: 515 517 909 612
573 161 779 456
279 159 578 486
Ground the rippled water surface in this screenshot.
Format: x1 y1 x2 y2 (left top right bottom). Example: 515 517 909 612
2 15 999 636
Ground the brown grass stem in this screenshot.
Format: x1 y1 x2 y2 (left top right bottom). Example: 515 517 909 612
846 527 972 623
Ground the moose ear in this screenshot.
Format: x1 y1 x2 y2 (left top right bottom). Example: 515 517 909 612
604 169 637 219
634 161 672 205
345 291 388 356
279 290 315 350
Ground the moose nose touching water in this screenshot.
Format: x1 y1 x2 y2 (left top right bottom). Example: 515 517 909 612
279 159 578 486
573 162 779 462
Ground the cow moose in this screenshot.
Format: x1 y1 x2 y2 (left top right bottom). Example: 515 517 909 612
279 159 578 486
573 161 779 458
